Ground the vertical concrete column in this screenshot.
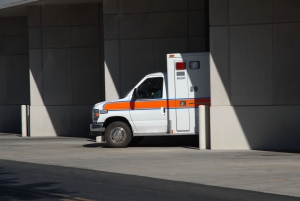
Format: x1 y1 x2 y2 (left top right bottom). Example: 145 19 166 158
199 105 210 150
21 105 27 137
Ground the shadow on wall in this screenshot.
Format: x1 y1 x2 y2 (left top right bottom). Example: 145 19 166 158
103 0 210 101
0 16 30 134
29 4 105 137
0 106 22 134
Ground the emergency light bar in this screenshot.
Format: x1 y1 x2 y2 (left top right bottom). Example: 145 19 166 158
176 62 186 70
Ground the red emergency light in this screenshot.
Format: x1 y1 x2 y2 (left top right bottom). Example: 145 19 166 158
176 62 186 70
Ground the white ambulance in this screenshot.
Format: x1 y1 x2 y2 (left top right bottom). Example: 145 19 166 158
90 52 210 148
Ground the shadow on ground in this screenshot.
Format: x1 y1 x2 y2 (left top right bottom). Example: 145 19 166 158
0 166 76 200
83 135 199 149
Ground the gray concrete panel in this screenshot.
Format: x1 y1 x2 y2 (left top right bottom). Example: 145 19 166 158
99 4 103 25
211 105 300 150
273 0 300 23
273 23 300 105
5 17 28 36
189 36 206 53
210 27 230 106
43 49 72 105
71 26 99 47
100 26 104 47
189 11 205 36
0 36 4 55
28 28 41 49
29 49 43 106
28 6 41 27
104 40 120 100
153 0 187 12
100 47 105 101
103 15 119 40
42 27 71 48
120 39 154 95
230 25 273 105
70 3 99 26
154 38 188 72
0 56 6 104
154 12 188 37
4 36 29 55
30 105 92 137
189 0 205 10
42 5 70 26
72 48 100 105
6 55 30 105
0 106 21 133
229 0 272 25
209 0 228 26
103 0 118 14
120 14 153 39
119 0 153 13
0 18 5 36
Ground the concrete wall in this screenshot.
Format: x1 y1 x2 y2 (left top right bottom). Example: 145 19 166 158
210 0 300 150
103 0 209 100
0 16 29 134
28 4 104 137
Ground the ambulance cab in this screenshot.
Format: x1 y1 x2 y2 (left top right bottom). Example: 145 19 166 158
90 52 210 148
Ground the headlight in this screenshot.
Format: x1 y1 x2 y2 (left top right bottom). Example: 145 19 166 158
92 109 99 122
92 109 108 122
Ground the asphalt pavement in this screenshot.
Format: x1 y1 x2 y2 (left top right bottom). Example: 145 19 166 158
0 133 300 200
1 159 300 201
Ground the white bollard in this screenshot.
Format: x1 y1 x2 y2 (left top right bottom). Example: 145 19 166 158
21 105 27 137
96 136 106 143
199 105 210 150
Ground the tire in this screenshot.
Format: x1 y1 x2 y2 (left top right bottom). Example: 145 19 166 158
105 121 132 148
130 136 144 145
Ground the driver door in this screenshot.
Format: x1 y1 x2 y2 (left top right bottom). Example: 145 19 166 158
129 77 167 133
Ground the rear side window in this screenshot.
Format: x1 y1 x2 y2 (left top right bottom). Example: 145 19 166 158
137 77 163 99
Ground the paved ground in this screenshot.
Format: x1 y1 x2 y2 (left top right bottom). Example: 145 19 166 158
1 160 299 201
0 133 300 198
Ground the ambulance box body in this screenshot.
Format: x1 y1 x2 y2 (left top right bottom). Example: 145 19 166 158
90 52 210 148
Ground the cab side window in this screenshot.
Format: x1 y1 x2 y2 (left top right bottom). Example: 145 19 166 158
137 77 163 99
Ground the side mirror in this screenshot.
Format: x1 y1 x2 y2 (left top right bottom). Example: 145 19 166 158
132 88 138 100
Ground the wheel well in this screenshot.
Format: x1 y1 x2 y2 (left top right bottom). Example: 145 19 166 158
104 117 132 133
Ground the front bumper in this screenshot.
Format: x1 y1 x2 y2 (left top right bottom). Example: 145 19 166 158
90 123 105 132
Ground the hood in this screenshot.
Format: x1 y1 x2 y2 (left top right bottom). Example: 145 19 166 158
93 101 108 110
93 98 127 110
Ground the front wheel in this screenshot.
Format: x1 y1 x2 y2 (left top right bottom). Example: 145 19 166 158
105 121 132 148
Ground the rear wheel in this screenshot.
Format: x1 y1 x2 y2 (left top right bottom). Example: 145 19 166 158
105 121 132 148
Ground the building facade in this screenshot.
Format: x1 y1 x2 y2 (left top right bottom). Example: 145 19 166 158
0 0 299 150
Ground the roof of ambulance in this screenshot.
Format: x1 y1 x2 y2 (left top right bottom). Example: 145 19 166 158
145 72 166 77
167 52 209 57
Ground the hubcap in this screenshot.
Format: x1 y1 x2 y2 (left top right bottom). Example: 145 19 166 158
110 127 126 143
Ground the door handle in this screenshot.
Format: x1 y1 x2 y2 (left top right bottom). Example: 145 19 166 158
190 86 198 92
161 107 166 114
